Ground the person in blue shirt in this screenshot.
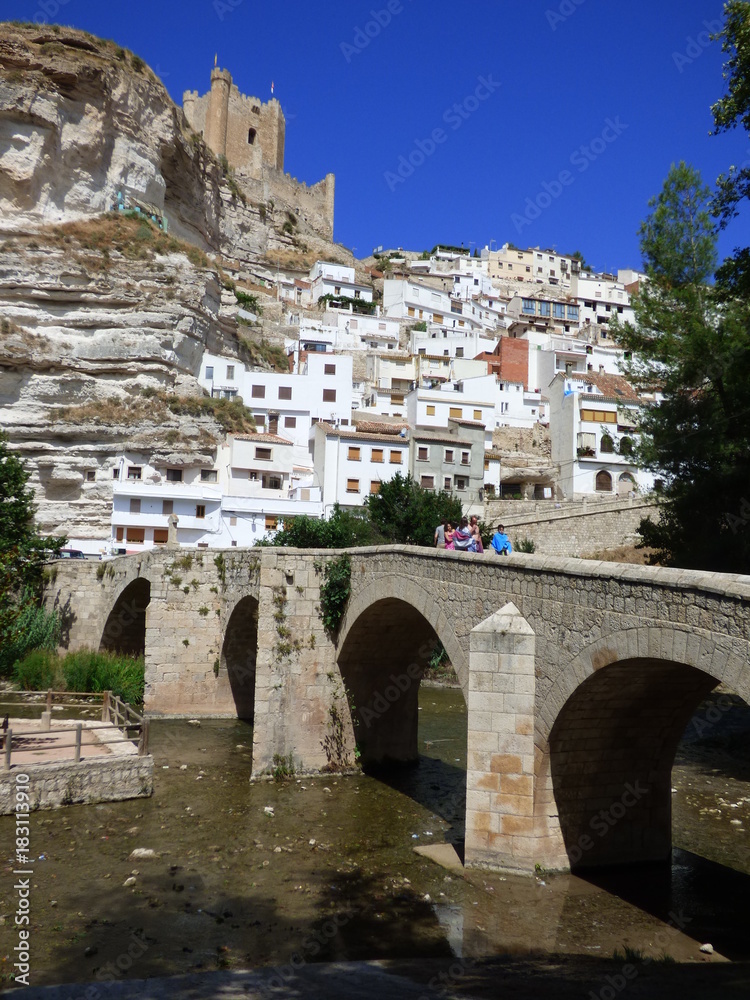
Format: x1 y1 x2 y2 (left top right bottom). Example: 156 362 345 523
490 525 512 555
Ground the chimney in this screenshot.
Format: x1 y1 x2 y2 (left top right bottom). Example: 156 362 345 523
599 364 605 373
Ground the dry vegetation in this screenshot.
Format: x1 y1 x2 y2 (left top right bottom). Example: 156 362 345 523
55 389 256 437
239 336 289 372
29 214 210 268
582 545 660 565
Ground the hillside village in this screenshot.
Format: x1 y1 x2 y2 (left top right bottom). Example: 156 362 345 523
0 24 657 556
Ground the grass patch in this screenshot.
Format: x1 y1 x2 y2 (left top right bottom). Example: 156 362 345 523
14 648 145 705
37 214 209 268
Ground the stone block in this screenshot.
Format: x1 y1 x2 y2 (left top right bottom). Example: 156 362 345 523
490 753 523 774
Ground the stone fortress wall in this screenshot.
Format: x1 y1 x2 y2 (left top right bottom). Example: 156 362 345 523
183 67 334 239
483 495 658 557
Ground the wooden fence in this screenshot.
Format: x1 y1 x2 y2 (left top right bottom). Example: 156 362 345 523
1 690 149 771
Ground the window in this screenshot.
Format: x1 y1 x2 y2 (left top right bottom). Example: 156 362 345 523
263 475 282 490
346 478 360 493
461 451 470 465
595 471 613 493
568 305 579 321
389 450 402 464
370 481 381 494
444 477 452 490
324 363 336 375
153 529 168 545
85 469 96 482
539 301 551 317
226 365 235 380
417 446 428 461
456 347 464 358
278 386 292 400
371 449 384 463
449 407 462 418
126 527 145 543
522 299 535 315
354 290 361 299
112 468 119 479
426 405 436 416
129 498 141 514
553 303 565 319
247 127 256 145
348 447 361 461
445 449 454 463
162 500 173 515
201 469 218 483
127 466 142 481
205 366 214 379
115 526 124 541
433 313 444 324
166 468 183 482
323 389 336 402
255 447 272 460
473 409 482 421
255 414 266 427
251 385 265 398
284 416 296 428
334 286 341 295
420 475 435 489
581 409 616 424
265 515 278 531
455 477 467 491
196 505 206 519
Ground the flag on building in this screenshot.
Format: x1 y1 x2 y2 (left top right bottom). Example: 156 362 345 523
271 81 274 94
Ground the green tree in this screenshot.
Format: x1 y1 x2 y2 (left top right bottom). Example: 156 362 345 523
264 504 383 549
614 163 750 572
0 434 66 675
710 1 750 228
364 473 463 547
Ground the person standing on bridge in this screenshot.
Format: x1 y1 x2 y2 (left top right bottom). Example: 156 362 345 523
490 525 512 555
434 519 447 549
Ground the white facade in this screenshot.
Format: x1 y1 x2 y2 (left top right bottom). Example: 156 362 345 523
199 351 354 466
410 328 499 359
383 279 484 333
570 273 634 330
313 422 409 512
109 436 324 552
547 372 653 499
309 260 373 305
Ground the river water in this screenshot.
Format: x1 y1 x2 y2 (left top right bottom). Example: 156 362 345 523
2 686 749 987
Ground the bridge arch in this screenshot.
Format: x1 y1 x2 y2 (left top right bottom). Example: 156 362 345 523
220 595 259 720
535 626 750 870
100 576 151 657
337 578 468 768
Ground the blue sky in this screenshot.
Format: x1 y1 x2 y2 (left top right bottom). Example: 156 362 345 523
4 0 750 272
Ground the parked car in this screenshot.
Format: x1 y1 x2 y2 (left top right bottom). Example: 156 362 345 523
56 549 86 560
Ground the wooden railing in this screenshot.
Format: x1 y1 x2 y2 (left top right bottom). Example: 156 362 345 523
0 690 149 771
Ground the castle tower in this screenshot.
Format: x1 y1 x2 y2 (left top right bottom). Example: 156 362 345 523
204 67 232 160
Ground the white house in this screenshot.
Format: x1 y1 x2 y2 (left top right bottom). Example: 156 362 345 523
199 351 354 467
309 261 373 305
312 420 410 512
547 371 653 499
570 273 634 331
109 434 324 552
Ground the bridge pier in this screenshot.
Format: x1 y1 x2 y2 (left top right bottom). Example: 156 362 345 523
465 603 545 872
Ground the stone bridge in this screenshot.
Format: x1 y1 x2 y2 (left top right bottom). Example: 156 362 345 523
46 546 750 874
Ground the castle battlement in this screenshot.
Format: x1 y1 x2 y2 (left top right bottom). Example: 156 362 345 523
183 65 334 240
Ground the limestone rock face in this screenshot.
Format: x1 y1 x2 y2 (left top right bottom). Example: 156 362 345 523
0 25 350 543
0 224 247 540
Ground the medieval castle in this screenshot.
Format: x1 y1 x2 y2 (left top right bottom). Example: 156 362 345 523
183 67 335 239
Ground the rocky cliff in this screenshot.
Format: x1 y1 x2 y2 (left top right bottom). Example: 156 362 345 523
0 23 352 542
